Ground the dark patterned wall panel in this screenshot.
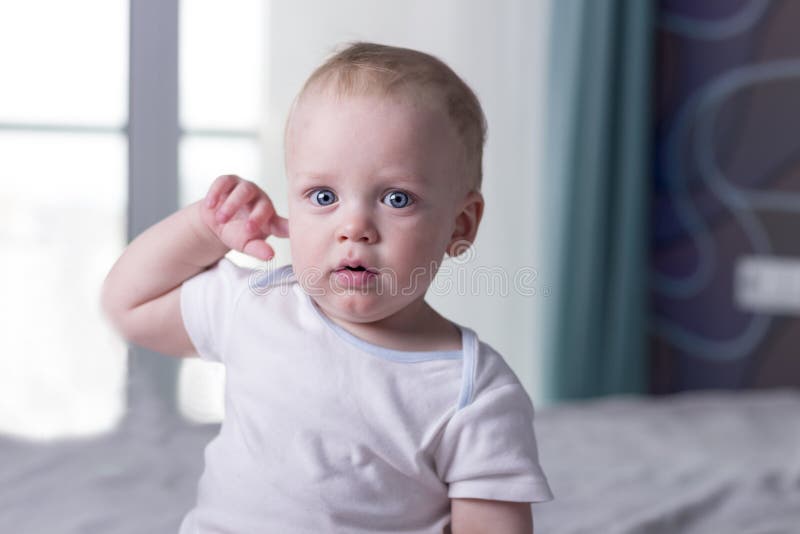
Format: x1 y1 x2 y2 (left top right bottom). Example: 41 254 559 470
651 0 800 393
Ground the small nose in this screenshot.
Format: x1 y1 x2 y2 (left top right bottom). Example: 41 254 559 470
337 206 378 244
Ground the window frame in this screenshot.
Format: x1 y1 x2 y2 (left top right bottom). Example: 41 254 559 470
129 0 261 420
127 0 182 416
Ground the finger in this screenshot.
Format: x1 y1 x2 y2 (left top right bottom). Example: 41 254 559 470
247 196 275 234
216 180 258 223
242 239 275 261
267 215 290 238
205 174 239 209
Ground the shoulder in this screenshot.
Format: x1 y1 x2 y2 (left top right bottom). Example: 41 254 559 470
457 333 532 412
185 256 299 307
475 339 521 389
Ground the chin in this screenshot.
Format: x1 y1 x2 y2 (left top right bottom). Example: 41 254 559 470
326 293 385 320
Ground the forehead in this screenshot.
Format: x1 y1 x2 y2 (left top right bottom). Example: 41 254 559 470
288 85 446 132
300 73 445 114
285 90 461 175
287 74 456 138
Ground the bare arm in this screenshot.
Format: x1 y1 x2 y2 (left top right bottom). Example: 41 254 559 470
450 498 534 534
100 175 289 357
100 199 228 356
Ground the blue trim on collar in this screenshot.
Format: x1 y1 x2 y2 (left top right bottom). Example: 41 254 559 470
303 290 466 363
456 328 477 410
262 264 479 409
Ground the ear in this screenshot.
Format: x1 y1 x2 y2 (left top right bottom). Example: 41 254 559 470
446 189 484 257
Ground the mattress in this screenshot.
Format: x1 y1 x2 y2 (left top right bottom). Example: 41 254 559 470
532 389 800 534
1 389 798 533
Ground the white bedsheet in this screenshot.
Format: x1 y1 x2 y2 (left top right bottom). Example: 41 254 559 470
1 389 798 533
533 389 800 534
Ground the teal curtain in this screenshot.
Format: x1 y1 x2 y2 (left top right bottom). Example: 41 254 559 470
542 0 654 403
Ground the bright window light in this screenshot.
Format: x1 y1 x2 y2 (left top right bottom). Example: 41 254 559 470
0 1 127 126
177 0 266 424
0 131 128 440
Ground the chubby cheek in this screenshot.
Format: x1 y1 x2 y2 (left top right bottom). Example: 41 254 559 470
383 222 449 286
288 217 330 285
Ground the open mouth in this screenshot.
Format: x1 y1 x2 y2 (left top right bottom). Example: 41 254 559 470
336 265 377 274
333 264 379 287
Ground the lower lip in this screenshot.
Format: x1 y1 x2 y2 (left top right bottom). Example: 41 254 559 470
333 269 378 288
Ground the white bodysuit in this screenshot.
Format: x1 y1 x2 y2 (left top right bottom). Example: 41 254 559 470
178 258 553 533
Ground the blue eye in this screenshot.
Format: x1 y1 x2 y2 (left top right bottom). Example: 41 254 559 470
310 188 336 206
383 190 413 209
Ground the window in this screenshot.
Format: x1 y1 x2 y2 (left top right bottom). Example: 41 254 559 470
0 0 269 438
177 0 267 423
0 0 129 440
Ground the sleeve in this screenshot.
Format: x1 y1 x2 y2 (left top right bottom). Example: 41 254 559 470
433 383 554 503
179 257 252 364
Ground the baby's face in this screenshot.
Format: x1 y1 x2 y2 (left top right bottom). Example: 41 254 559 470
284 90 467 323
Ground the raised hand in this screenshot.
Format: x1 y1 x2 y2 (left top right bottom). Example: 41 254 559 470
199 174 289 261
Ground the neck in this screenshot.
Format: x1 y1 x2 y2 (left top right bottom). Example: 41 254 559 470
317 296 461 352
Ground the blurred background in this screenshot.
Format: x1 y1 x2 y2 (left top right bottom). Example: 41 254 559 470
2 0 799 532
0 0 551 440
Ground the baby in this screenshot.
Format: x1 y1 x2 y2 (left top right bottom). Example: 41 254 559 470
102 42 553 533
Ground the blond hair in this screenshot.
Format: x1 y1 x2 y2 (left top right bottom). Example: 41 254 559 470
287 41 487 191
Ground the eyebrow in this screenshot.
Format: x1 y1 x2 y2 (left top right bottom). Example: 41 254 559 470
292 171 429 186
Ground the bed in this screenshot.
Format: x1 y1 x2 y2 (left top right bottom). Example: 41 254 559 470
2 389 798 533
533 388 800 534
